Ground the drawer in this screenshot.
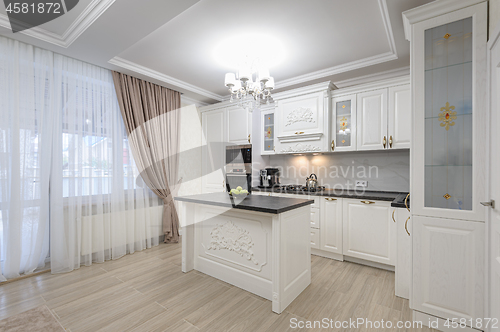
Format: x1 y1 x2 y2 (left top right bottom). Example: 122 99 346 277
310 227 320 249
278 193 319 208
310 207 320 228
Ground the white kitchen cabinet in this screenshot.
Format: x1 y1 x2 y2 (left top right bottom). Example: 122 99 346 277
388 85 411 149
310 207 320 228
394 207 411 299
261 109 275 155
412 215 484 328
356 88 388 151
342 199 396 265
201 109 226 193
331 94 357 152
319 197 343 255
310 228 320 249
227 106 252 145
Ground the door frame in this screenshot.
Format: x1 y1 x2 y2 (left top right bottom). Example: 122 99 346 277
485 20 500 332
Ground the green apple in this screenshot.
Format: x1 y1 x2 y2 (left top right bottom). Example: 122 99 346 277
236 186 243 191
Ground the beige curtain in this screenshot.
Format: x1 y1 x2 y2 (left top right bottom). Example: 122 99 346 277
111 71 181 243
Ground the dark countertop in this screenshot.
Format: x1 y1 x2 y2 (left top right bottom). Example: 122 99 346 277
252 187 410 209
175 192 314 214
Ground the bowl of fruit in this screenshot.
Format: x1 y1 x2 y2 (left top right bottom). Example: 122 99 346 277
229 186 249 196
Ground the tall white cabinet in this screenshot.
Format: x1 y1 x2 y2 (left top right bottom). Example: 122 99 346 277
404 1 487 329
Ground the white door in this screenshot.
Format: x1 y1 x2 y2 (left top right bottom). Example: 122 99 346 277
201 110 226 193
320 197 342 254
342 199 396 265
388 84 411 149
276 92 325 139
227 106 251 145
331 94 357 152
412 215 484 328
356 88 388 151
395 207 411 300
487 22 500 330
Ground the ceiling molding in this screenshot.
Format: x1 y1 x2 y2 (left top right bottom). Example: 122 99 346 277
109 56 224 101
0 0 116 48
332 75 409 97
274 51 398 91
378 0 397 56
334 66 410 88
181 95 209 107
402 0 485 41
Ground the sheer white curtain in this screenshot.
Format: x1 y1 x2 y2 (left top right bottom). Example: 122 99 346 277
0 36 163 279
0 37 53 280
49 55 162 274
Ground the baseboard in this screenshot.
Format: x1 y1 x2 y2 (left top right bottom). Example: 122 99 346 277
343 256 395 272
413 310 481 332
311 249 344 261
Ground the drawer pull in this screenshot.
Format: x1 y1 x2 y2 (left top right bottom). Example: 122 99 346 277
325 197 337 201
405 217 411 236
392 210 396 223
361 200 375 204
295 131 305 135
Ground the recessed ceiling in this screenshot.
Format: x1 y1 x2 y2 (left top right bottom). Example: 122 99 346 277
0 0 432 104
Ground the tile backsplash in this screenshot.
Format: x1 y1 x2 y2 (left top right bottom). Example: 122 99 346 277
253 150 409 192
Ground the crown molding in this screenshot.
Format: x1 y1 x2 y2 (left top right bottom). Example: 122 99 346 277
109 57 224 102
334 66 410 88
402 0 486 41
0 0 115 48
272 81 336 100
181 95 209 107
378 0 397 56
332 75 410 97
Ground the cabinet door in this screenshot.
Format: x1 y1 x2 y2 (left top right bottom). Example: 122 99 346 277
395 208 411 299
227 106 251 145
276 92 325 140
342 199 396 265
320 197 343 254
310 228 320 249
331 94 357 152
412 216 484 327
310 207 319 228
261 111 275 155
202 110 226 193
356 89 388 151
388 85 411 149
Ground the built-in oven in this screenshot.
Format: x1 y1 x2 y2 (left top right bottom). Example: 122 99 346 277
225 144 252 193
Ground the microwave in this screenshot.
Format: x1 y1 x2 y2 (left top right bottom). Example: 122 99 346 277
225 144 252 175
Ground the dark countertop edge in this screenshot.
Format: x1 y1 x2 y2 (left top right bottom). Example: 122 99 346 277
252 187 410 209
175 196 314 214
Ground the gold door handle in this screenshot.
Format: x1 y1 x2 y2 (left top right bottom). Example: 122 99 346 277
248 134 251 143
389 135 393 148
273 146 275 152
392 210 396 223
405 193 410 212
325 197 337 201
331 140 335 151
383 136 387 149
405 217 410 236
295 131 304 135
361 200 375 204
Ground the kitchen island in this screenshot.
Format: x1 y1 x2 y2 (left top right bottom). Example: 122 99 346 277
175 193 314 314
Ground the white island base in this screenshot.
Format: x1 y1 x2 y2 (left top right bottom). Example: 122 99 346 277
179 202 311 314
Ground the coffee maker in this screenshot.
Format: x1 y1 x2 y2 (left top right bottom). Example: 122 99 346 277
259 168 280 188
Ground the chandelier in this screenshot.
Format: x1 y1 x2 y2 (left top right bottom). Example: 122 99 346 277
224 67 275 112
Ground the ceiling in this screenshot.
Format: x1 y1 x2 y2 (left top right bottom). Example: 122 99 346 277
0 0 433 105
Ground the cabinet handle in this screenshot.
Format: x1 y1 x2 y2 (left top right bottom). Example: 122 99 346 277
404 193 410 212
273 146 275 152
405 216 411 236
389 135 393 148
383 136 387 149
392 210 396 223
361 200 375 204
248 134 251 143
295 131 304 135
325 197 337 201
331 140 335 151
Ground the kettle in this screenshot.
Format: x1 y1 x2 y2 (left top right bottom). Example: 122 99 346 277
306 174 318 190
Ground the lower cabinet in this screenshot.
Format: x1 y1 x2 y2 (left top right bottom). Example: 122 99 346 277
412 215 484 328
342 199 396 266
319 197 343 255
310 228 320 249
394 207 411 300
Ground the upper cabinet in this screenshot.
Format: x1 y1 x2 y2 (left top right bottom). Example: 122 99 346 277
388 84 411 149
227 106 252 145
331 94 357 152
274 82 334 154
261 108 275 155
356 88 388 151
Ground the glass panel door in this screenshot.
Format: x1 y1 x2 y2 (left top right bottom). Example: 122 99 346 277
332 94 356 151
263 112 274 152
424 17 473 210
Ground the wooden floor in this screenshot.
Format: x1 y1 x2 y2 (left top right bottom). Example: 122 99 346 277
0 241 435 332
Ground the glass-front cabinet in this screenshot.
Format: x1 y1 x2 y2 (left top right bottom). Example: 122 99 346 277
331 94 356 152
410 2 487 222
261 107 276 155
